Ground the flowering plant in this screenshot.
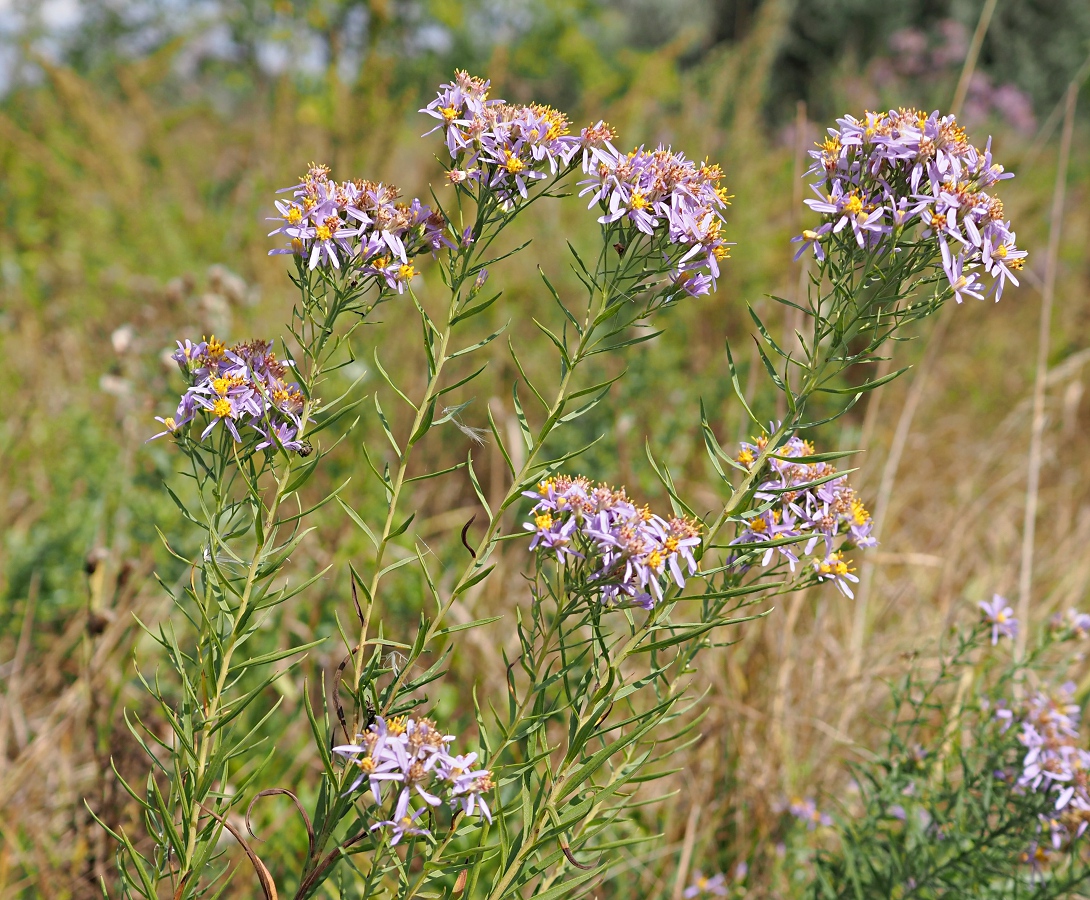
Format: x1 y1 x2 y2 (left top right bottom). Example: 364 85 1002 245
104 82 1022 900
804 615 1090 899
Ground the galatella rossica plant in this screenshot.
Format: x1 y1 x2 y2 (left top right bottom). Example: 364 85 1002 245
103 84 1024 900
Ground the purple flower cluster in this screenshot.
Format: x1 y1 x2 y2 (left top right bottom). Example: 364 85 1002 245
333 715 493 846
796 108 1025 302
422 70 592 204
579 144 733 297
523 475 701 609
153 337 309 452
730 434 876 598
997 685 1090 848
268 163 448 285
979 594 1018 645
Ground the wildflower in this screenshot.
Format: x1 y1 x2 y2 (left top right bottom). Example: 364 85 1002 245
979 593 1018 645
523 475 702 609
814 551 859 598
683 872 729 898
268 163 450 277
999 682 1090 850
370 795 431 846
729 429 876 589
579 143 732 298
791 224 831 262
796 108 1024 301
151 337 310 453
785 796 833 829
334 714 493 842
422 72 584 206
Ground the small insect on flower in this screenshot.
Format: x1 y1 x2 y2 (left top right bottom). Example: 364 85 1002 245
979 593 1018 645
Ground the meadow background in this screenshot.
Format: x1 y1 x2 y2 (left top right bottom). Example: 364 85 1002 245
2 0 1090 896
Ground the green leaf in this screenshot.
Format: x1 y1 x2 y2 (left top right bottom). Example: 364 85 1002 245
450 322 508 359
451 290 502 325
539 266 582 335
817 365 911 394
725 337 761 427
336 497 380 548
408 398 436 446
466 451 493 519
373 350 417 410
512 383 534 451
374 394 401 455
433 615 503 637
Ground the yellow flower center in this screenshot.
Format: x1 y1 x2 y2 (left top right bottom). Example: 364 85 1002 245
440 105 459 122
315 224 333 242
994 244 1008 259
997 611 1008 623
535 512 554 530
211 377 231 395
737 448 755 466
285 206 303 225
398 264 416 281
665 537 679 552
843 194 863 216
504 151 525 174
290 238 304 254
629 190 649 211
212 398 232 418
387 716 408 736
647 550 663 569
850 499 870 525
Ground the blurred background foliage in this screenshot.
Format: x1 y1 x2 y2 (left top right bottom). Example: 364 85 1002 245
2 0 1090 897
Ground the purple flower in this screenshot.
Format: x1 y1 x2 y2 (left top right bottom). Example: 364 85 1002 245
683 872 728 898
334 714 493 843
268 164 451 279
979 594 1018 645
422 72 585 207
796 109 1024 303
786 796 833 829
151 337 311 453
728 429 876 587
578 144 732 299
523 475 702 609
